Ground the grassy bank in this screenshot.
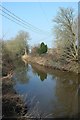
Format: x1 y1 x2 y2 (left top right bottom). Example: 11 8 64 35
22 54 78 74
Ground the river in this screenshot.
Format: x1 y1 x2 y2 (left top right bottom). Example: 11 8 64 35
12 59 78 118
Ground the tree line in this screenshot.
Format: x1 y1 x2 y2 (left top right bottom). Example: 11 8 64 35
31 7 78 65
2 7 79 72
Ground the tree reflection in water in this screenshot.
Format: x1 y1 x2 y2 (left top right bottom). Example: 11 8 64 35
13 60 30 84
13 60 79 118
31 64 47 81
31 64 78 118
51 71 78 118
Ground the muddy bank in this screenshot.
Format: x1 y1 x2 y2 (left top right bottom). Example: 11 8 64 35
2 57 43 119
22 54 78 74
2 74 27 120
2 55 27 119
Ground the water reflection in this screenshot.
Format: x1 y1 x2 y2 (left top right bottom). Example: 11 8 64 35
13 60 30 84
46 67 78 117
53 74 78 118
13 60 78 118
31 64 47 81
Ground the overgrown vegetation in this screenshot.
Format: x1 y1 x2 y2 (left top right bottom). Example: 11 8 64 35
3 30 29 60
2 77 26 119
2 30 30 119
2 30 29 76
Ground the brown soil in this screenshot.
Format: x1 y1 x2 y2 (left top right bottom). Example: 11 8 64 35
2 76 27 120
22 54 78 74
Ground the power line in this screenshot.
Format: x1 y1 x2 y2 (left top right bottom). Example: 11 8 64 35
0 11 48 35
0 12 52 40
0 4 50 35
0 4 42 31
1 9 43 34
0 13 31 31
0 9 42 34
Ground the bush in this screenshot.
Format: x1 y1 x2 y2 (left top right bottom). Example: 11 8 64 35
38 42 48 55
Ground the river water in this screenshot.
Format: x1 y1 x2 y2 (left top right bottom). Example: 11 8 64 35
12 60 78 118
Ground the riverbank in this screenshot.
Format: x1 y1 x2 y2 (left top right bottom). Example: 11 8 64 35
2 55 27 119
2 56 44 119
22 54 78 74
2 55 79 119
2 72 27 119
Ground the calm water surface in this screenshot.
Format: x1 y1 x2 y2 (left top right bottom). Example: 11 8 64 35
12 60 78 118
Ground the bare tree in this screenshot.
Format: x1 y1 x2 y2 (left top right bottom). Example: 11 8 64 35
53 7 78 62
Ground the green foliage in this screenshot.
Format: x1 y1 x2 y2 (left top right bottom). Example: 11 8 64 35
38 42 48 55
